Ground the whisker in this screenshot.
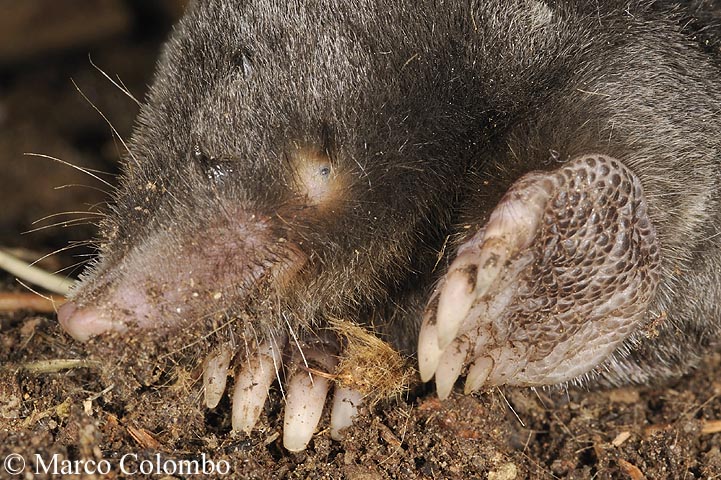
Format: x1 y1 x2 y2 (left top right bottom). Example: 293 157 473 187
283 311 312 386
14 280 66 313
88 54 141 106
159 315 239 360
23 217 99 234
68 251 99 257
63 240 97 250
247 319 260 351
70 78 140 168
32 211 105 225
496 386 526 428
269 330 286 401
23 152 115 188
54 183 113 195
54 258 93 276
235 317 251 371
86 201 112 212
27 242 97 269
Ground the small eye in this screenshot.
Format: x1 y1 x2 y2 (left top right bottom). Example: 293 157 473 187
240 53 254 79
208 163 234 182
232 50 254 79
318 165 331 178
192 145 233 183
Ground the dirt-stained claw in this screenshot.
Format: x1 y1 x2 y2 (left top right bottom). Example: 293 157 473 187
473 238 508 296
418 311 444 382
231 338 286 434
330 387 364 440
203 345 233 409
464 356 493 394
435 338 470 400
203 333 364 449
482 176 551 252
283 348 338 452
436 253 479 350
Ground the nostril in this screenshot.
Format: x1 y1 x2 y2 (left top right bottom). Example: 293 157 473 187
57 301 124 342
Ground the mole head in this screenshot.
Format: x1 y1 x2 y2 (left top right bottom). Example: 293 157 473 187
58 0 475 343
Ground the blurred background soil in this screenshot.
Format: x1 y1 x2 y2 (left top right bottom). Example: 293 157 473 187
1 1 720 478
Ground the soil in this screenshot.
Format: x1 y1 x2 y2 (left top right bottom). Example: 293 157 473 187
1 3 721 479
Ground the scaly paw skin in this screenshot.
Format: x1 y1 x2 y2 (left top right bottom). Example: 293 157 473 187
419 155 661 398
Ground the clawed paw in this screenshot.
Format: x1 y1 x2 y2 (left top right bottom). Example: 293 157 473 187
419 155 661 397
202 335 363 452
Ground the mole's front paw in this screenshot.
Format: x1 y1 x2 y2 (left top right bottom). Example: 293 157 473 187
202 335 363 452
418 155 661 398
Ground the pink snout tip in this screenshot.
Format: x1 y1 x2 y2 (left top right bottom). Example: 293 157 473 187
57 301 125 342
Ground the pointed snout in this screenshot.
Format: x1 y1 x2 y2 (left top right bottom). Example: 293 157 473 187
57 301 126 341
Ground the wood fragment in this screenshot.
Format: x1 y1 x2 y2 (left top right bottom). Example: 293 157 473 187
377 422 402 448
127 425 162 450
86 384 115 403
106 414 120 429
642 423 669 437
618 459 646 480
612 431 632 447
19 359 99 373
21 398 72 428
0 249 75 294
702 419 721 435
607 388 640 404
0 292 66 312
263 431 280 446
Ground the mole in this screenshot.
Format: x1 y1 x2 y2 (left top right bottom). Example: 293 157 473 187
57 0 721 451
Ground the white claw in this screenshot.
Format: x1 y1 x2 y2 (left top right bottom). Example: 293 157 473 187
283 349 337 452
435 339 470 400
483 180 549 253
418 318 444 382
436 254 478 350
464 356 494 394
231 341 283 434
330 387 363 440
203 346 233 409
